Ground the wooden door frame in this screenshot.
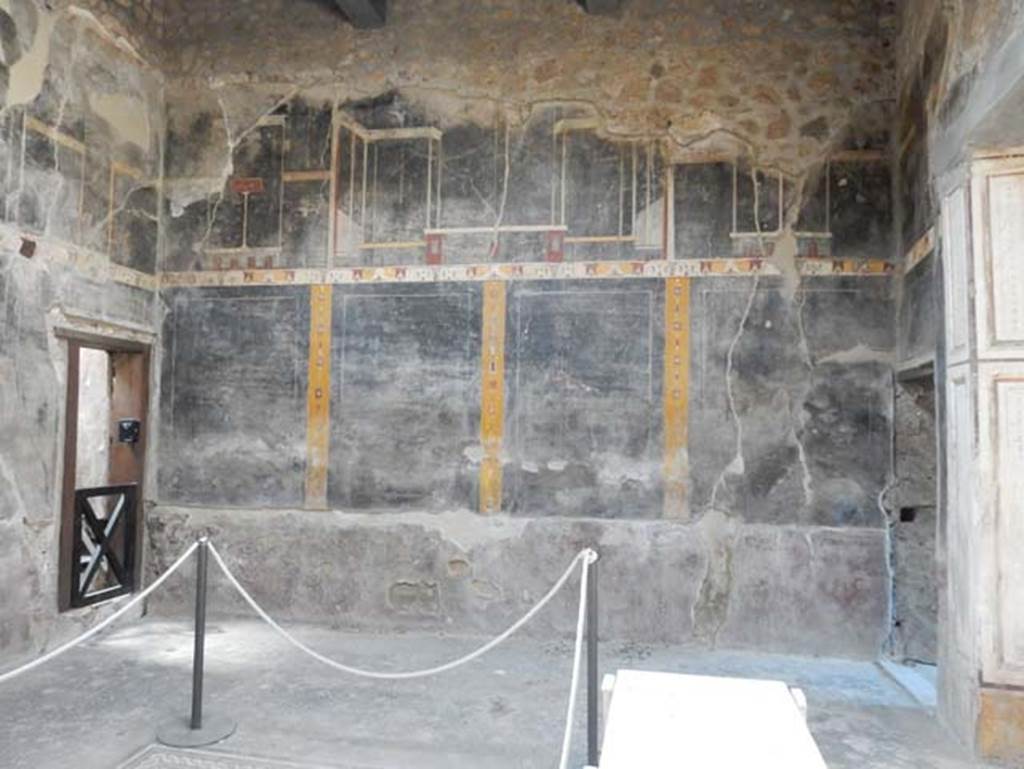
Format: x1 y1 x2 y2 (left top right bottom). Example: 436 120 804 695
56 329 151 612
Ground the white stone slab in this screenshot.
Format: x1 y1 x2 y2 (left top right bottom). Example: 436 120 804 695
599 670 827 769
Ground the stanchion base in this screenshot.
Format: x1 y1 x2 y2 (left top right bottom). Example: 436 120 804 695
157 713 236 748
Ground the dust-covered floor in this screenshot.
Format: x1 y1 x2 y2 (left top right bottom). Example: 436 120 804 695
0 619 987 769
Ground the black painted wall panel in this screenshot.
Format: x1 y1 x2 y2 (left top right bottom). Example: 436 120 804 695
830 161 893 259
440 121 501 230
504 280 663 518
282 179 330 267
565 132 627 237
111 180 159 274
366 139 432 244
159 287 309 507
689 279 891 527
793 166 828 234
285 101 333 171
327 284 481 509
735 167 780 234
674 162 732 259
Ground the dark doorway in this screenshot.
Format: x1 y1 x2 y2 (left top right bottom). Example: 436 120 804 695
889 366 939 664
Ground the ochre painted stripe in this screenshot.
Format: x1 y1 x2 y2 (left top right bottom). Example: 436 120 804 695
305 284 332 509
283 169 332 183
479 281 507 514
24 114 86 153
663 276 690 518
904 226 936 274
111 160 146 181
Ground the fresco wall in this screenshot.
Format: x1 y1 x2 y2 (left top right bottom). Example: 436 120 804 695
149 0 901 655
0 0 163 663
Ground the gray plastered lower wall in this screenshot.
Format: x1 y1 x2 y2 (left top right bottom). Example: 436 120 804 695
146 505 889 657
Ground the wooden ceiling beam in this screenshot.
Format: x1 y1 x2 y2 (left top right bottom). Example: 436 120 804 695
333 0 386 29
580 0 622 15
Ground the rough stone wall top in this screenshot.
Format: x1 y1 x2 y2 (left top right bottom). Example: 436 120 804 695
897 0 1024 131
38 0 167 63
151 0 898 174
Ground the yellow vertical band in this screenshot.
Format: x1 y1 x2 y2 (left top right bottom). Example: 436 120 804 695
480 281 507 513
305 284 332 509
663 276 690 518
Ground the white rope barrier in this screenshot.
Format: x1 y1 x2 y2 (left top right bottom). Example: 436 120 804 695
208 541 594 681
0 539 598 769
0 540 200 685
559 549 595 769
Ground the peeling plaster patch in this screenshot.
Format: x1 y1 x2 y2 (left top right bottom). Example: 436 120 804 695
446 558 471 578
795 289 813 369
4 0 54 108
163 84 302 217
594 454 655 486
88 91 150 151
462 445 485 463
400 86 518 130
66 6 146 64
819 344 896 365
708 277 760 513
0 453 28 524
321 508 531 553
165 178 220 217
470 579 501 601
387 580 439 615
772 227 801 302
793 424 815 507
214 84 298 145
692 509 736 647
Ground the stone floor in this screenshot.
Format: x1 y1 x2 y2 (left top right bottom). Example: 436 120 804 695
0 619 990 769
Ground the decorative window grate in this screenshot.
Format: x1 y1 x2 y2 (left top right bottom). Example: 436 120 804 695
70 484 139 608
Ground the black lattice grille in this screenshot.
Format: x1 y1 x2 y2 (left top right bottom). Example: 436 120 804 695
71 484 138 608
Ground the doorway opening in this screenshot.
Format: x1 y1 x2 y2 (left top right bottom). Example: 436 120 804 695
889 365 939 666
57 335 150 611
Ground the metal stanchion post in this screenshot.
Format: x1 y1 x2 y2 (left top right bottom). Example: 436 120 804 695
190 538 209 729
587 552 600 767
158 538 236 748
